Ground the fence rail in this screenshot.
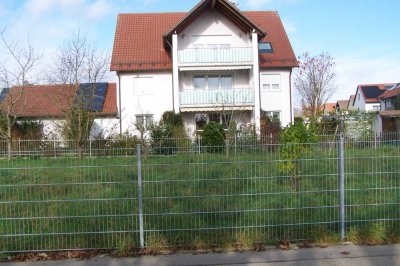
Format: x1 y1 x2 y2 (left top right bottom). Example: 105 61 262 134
0 133 400 253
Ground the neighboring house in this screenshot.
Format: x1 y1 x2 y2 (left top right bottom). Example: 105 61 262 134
323 102 336 115
347 95 356 111
374 83 400 134
352 84 395 112
0 83 118 139
335 100 349 113
110 0 297 136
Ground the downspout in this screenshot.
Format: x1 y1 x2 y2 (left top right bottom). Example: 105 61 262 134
118 72 122 135
289 69 293 123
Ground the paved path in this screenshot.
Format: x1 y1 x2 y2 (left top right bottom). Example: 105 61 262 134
2 244 400 266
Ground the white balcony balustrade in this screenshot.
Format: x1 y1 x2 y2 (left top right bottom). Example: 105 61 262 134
178 47 253 65
180 89 255 107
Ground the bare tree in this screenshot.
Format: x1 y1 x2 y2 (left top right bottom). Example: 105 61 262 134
295 52 336 117
51 31 109 158
0 28 40 159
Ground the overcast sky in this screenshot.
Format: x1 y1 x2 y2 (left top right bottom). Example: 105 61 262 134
1 0 399 102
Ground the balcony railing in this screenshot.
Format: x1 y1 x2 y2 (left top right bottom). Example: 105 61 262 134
178 47 253 65
180 89 255 107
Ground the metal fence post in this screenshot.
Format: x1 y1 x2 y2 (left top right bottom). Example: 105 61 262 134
53 138 56 158
339 134 345 241
18 138 21 157
137 144 144 249
89 137 92 158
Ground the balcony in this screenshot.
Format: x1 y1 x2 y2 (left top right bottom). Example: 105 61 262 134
178 47 253 66
180 89 255 108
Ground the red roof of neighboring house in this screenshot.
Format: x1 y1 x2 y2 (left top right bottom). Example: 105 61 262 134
378 83 400 100
323 102 336 113
355 84 391 104
1 83 117 119
336 100 349 109
101 83 118 116
111 10 297 71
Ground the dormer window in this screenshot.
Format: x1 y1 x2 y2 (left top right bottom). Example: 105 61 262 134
259 42 273 53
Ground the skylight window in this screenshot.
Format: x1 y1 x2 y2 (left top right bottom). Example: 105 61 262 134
259 42 273 53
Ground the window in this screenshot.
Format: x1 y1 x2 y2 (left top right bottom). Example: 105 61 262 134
194 113 233 130
195 114 207 130
135 114 153 130
259 42 273 53
208 75 220 90
372 105 380 111
193 75 206 89
193 74 233 90
262 111 281 123
386 100 392 108
261 74 281 91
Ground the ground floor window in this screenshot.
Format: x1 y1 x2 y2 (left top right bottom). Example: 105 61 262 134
135 114 153 130
194 112 233 130
262 110 281 124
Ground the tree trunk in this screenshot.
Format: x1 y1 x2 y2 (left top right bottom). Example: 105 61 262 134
225 138 230 158
7 138 12 160
7 119 12 160
78 145 84 159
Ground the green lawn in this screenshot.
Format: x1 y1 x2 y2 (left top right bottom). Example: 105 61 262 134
0 143 399 252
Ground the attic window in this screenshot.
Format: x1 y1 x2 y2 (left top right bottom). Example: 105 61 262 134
259 42 273 53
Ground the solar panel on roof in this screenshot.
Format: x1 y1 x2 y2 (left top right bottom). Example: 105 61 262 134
361 86 385 99
77 83 108 112
0 88 10 102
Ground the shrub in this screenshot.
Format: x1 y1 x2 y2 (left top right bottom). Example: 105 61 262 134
150 122 176 155
279 119 318 190
150 111 188 155
202 122 225 153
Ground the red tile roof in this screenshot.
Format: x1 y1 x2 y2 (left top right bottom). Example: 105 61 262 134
1 83 117 119
101 83 118 116
111 11 297 71
323 102 336 113
355 84 389 104
378 84 400 100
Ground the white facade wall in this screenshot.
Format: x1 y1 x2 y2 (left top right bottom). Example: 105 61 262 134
41 119 63 139
353 89 380 112
91 118 120 138
259 69 292 126
118 72 173 134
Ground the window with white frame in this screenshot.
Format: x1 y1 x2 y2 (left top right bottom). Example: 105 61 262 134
261 74 281 91
193 74 233 90
135 114 153 130
386 100 392 108
262 111 281 123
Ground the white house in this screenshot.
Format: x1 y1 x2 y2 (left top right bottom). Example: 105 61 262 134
352 84 394 112
1 83 119 139
111 0 297 136
373 83 400 134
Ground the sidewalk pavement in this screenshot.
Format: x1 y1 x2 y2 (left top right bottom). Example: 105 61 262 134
2 244 400 266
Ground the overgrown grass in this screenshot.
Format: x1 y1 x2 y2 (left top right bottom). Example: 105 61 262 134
0 143 399 253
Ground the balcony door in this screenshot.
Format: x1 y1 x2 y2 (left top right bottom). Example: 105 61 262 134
193 74 232 90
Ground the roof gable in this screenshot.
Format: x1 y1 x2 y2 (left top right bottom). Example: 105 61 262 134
163 0 266 47
111 11 297 71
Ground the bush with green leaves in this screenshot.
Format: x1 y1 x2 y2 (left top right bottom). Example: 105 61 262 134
202 121 225 153
149 111 187 155
279 119 318 190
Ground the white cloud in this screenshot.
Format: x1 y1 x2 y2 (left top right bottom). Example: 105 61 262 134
333 56 400 101
238 0 272 9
